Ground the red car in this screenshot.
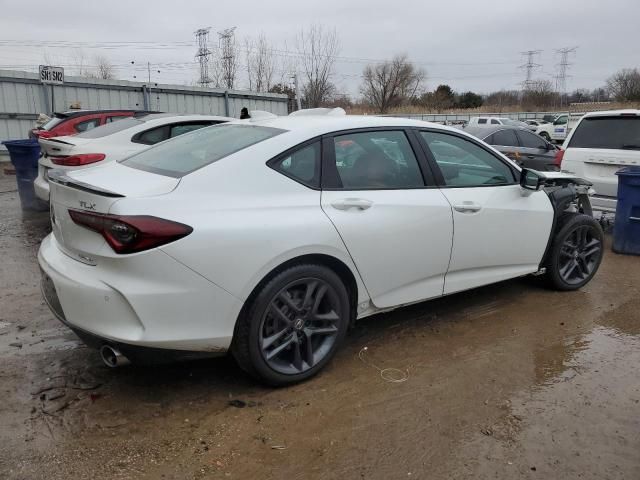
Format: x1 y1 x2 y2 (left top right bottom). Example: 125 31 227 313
29 110 156 139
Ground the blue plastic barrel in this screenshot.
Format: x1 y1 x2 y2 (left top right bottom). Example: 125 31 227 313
1 139 48 211
613 166 640 255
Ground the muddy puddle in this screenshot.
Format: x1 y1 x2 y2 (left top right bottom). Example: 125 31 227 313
0 170 638 479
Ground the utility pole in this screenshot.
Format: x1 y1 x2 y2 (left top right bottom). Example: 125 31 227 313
519 50 542 91
194 27 212 87
293 73 301 111
218 27 237 89
555 46 578 108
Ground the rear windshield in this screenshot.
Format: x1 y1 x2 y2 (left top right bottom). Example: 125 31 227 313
76 118 143 139
568 116 640 149
121 124 286 177
41 116 65 131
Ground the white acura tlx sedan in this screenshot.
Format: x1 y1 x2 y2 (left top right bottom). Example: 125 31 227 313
38 109 604 385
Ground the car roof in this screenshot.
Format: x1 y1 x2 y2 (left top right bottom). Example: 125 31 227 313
463 124 532 139
138 113 233 124
54 109 156 118
581 109 640 118
248 114 463 139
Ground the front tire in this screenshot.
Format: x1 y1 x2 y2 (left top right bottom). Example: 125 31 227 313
539 131 551 141
543 213 604 290
232 264 350 386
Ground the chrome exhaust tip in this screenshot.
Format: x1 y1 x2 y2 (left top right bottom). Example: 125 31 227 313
100 345 130 368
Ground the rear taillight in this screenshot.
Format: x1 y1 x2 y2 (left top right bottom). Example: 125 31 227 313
51 153 105 166
554 148 565 168
68 211 193 254
36 130 55 139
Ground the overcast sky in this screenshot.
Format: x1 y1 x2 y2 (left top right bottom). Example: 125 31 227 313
0 0 638 97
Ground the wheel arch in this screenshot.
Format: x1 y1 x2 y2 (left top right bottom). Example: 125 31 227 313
235 251 366 333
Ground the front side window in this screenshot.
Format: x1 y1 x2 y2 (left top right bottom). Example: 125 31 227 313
568 116 640 149
490 129 519 147
554 116 568 125
420 131 516 187
330 130 424 189
491 119 500 125
270 141 320 188
518 130 547 149
122 124 286 178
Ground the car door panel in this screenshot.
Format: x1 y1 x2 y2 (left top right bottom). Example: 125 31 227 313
417 129 554 294
439 185 553 294
320 129 454 309
322 189 453 308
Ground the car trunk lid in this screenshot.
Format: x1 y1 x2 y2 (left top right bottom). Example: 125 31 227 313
48 163 180 263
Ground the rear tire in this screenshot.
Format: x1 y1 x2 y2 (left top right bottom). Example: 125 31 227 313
232 264 350 386
543 213 604 290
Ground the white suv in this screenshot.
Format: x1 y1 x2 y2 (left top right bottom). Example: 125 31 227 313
560 110 640 213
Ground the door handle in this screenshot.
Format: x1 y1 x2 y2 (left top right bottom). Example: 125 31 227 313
453 202 482 213
331 198 373 211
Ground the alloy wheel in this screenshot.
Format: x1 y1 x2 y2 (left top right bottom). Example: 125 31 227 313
259 278 343 375
558 225 602 285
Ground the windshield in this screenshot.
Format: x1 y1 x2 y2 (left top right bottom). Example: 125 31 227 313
568 116 640 149
121 124 286 178
76 118 142 139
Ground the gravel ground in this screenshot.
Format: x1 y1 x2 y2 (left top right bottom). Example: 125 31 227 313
0 169 638 480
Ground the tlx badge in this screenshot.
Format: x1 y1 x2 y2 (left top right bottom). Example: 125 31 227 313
79 200 96 211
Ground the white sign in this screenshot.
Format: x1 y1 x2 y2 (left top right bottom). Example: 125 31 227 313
39 65 64 85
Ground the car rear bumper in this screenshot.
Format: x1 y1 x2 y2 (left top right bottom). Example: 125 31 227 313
38 234 243 353
34 170 50 202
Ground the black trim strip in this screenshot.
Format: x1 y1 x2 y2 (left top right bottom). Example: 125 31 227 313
47 169 125 198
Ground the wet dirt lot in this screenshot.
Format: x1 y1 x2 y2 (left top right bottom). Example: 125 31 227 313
0 169 638 480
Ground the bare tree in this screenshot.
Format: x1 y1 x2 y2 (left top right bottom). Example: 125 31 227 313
522 79 557 107
244 33 276 92
607 68 640 101
93 54 115 80
360 55 425 113
296 25 340 107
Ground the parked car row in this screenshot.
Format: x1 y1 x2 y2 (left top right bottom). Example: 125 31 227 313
37 107 605 385
34 113 232 201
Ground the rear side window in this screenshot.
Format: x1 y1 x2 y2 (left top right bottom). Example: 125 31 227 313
270 141 320 188
106 115 130 123
568 116 640 150
491 129 519 146
77 118 142 138
329 130 424 189
477 119 487 125
75 118 100 132
170 122 218 138
122 124 286 178
134 125 170 145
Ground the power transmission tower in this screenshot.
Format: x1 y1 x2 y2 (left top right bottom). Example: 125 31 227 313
194 27 212 87
218 27 237 89
520 50 542 91
555 46 578 108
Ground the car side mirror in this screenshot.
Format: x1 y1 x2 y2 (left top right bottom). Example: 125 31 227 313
520 168 544 191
